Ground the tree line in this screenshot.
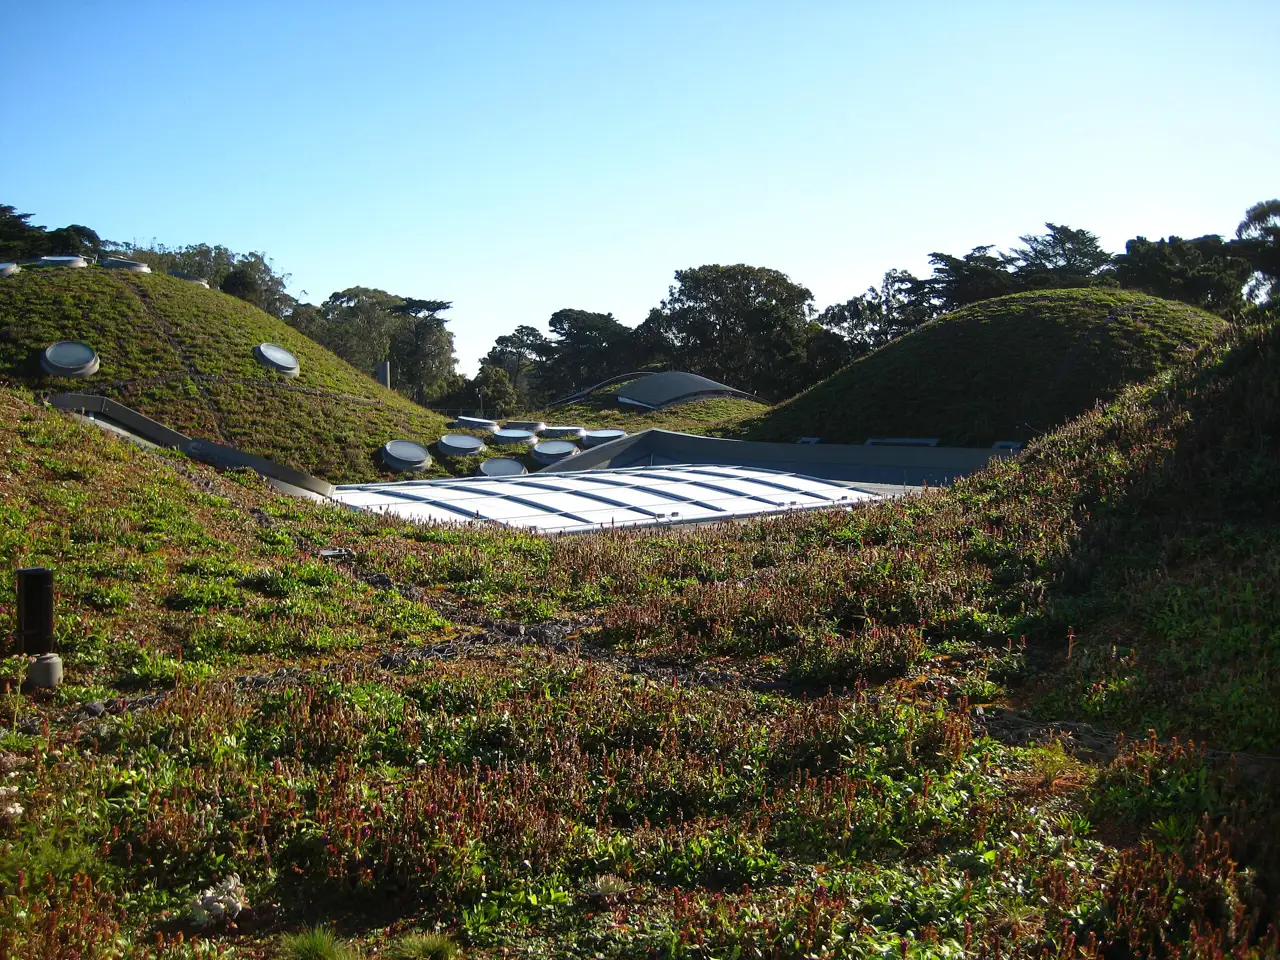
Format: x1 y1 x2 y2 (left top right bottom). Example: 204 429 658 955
4 200 1277 416
483 206 1278 409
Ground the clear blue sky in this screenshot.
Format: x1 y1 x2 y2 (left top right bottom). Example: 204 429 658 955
4 2 1277 373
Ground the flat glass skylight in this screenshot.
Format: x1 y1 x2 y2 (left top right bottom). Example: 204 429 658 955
331 464 878 534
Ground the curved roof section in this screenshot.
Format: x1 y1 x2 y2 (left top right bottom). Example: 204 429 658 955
330 464 875 534
615 371 761 410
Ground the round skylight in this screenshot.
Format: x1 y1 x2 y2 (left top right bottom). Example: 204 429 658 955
38 255 88 268
583 429 627 448
532 440 579 465
254 342 300 377
381 440 432 471
454 416 499 433
542 425 586 439
503 420 546 434
100 257 151 273
437 434 488 457
41 340 100 377
492 428 536 446
0 263 20 278
479 457 528 477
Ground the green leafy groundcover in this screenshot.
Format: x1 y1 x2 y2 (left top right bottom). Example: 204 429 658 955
0 268 461 484
730 288 1227 446
0 320 1277 957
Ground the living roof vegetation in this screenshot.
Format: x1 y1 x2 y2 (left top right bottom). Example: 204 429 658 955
524 380 767 433
729 289 1228 446
0 313 1277 955
0 268 455 483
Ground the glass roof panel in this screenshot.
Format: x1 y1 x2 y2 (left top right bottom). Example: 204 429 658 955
331 464 877 534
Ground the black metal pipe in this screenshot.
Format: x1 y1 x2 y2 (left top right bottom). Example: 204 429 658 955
16 567 55 655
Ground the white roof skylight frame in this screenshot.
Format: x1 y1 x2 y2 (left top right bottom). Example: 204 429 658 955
330 464 878 534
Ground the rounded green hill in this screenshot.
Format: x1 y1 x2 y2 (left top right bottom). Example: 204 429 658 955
0 268 450 482
730 288 1228 446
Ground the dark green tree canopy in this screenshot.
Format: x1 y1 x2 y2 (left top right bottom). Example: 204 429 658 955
1114 235 1253 315
636 264 814 400
0 205 103 261
1236 199 1280 308
1005 223 1113 285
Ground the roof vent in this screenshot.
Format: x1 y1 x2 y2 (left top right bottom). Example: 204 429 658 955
254 343 300 377
437 434 487 458
532 439 579 466
542 425 586 440
503 420 546 435
381 440 432 471
453 416 499 433
479 457 527 477
492 428 536 447
583 429 627 448
100 257 151 273
41 341 100 377
168 270 210 287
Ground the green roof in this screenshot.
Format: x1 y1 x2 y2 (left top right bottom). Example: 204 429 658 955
0 268 451 482
730 288 1227 445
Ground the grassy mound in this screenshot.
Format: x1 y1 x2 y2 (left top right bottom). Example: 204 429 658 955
0 268 451 482
0 316 1277 956
523 381 767 434
731 288 1227 445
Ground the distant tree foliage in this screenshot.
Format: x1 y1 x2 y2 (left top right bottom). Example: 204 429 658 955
482 324 551 403
1236 200 1280 309
295 287 459 405
1113 236 1253 314
634 264 815 401
0 205 102 261
7 199 1272 415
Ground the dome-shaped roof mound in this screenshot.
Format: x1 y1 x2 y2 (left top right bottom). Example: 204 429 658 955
734 289 1228 447
0 269 451 482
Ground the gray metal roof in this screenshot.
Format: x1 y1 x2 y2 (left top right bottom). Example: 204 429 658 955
330 464 877 534
615 371 760 409
541 429 1009 488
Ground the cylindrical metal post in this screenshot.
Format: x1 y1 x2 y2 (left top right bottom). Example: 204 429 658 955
16 567 55 655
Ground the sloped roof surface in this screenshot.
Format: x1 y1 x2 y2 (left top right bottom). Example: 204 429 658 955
615 371 757 409
330 464 875 534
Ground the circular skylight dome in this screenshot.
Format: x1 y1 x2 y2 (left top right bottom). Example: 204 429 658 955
532 440 579 465
41 340 100 377
437 434 488 457
583 429 627 448
503 420 546 434
542 425 586 440
479 457 527 477
0 263 20 278
492 428 536 446
382 440 432 471
254 342 300 377
39 255 88 268
100 257 151 273
454 416 499 433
